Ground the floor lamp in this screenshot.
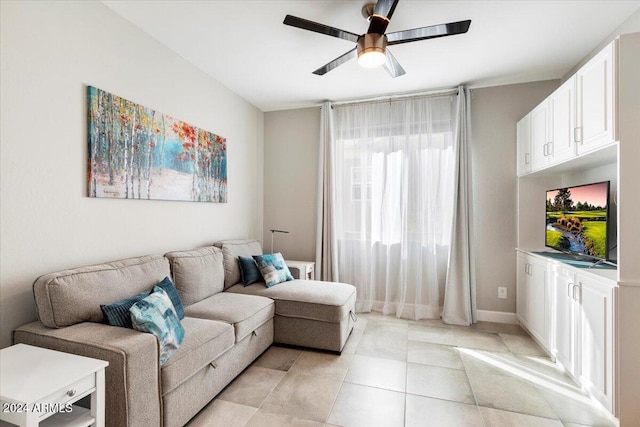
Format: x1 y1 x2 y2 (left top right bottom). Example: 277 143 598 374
269 229 289 253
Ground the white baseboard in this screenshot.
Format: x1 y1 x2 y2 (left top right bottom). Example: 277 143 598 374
476 310 517 324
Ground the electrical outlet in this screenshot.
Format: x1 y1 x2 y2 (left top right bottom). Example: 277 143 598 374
498 287 507 299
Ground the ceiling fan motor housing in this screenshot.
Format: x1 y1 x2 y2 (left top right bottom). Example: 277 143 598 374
357 33 387 67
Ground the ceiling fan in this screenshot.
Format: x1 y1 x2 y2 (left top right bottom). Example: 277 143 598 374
283 0 471 78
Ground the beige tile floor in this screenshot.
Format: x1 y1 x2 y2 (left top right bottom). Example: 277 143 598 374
186 313 616 427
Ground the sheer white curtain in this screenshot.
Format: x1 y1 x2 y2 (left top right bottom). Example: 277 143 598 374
329 93 458 319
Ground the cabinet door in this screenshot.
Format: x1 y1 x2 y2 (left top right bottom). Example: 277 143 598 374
549 76 576 164
516 114 531 176
526 257 548 348
552 266 577 375
516 253 529 326
576 41 616 154
577 274 616 413
530 102 550 172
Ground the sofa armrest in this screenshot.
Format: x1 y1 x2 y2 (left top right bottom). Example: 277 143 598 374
14 321 162 427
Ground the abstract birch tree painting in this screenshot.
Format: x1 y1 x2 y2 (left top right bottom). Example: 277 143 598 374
88 86 227 202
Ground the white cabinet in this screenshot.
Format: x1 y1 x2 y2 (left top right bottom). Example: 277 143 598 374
551 264 578 376
548 76 576 164
521 251 617 414
576 273 616 413
515 34 639 424
516 114 531 176
516 40 617 176
528 76 577 173
530 102 550 172
516 252 549 349
576 42 616 154
516 253 529 323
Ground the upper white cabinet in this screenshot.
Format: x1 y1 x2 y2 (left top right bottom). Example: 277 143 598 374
576 42 616 154
516 40 617 175
530 101 550 171
516 114 531 176
549 76 576 163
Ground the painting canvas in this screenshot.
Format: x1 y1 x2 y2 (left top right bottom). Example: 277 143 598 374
88 86 227 202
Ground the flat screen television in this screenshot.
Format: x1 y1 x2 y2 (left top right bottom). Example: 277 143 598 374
545 181 610 261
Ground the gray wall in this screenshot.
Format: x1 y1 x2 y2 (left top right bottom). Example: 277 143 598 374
263 107 321 260
0 1 264 348
263 81 560 315
470 81 559 313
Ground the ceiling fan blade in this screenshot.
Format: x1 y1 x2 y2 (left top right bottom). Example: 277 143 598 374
312 48 357 75
284 15 359 43
367 0 400 35
382 49 406 78
386 20 471 45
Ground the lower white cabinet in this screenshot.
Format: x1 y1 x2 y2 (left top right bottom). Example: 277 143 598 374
518 250 617 415
516 252 549 349
551 264 578 375
577 273 615 413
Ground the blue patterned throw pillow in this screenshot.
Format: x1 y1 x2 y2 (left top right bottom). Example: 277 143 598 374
130 286 185 365
252 253 294 288
238 256 262 286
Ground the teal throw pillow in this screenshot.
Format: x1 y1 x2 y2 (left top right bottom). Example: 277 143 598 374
252 253 294 288
101 289 149 328
130 286 185 366
238 256 262 286
156 276 185 319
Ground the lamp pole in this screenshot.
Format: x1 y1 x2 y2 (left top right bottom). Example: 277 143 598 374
270 229 289 253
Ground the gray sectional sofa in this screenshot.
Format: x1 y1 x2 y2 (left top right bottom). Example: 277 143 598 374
13 239 356 427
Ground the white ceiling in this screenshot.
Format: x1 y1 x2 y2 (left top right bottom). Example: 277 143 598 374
102 1 640 112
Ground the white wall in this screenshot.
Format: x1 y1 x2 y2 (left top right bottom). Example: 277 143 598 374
0 1 264 348
263 107 321 260
562 8 640 81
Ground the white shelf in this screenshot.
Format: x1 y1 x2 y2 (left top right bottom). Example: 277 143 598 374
520 143 617 177
40 406 94 427
517 248 618 282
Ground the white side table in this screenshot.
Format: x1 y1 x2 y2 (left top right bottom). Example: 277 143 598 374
286 260 315 280
1 344 108 427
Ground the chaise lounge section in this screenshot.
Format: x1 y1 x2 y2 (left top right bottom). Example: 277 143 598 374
215 239 357 352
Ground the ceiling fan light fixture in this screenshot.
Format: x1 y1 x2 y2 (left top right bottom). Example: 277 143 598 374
357 33 387 68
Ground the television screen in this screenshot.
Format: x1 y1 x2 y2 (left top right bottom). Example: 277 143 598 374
545 181 609 260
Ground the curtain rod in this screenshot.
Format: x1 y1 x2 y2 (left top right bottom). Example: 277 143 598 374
330 87 459 108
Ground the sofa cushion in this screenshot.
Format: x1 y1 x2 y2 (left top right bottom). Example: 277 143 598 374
33 255 171 328
214 239 263 289
161 317 234 396
226 280 356 323
184 293 274 343
164 247 224 306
